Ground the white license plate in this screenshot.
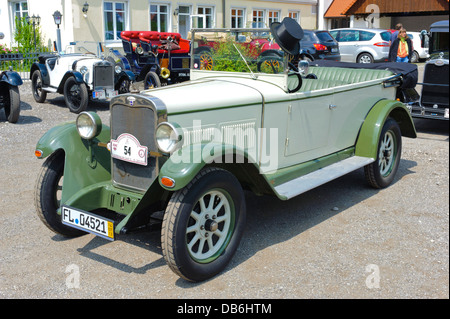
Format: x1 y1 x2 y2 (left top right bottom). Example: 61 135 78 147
92 90 105 99
445 108 449 118
331 48 338 53
106 90 118 98
109 133 148 166
62 206 115 241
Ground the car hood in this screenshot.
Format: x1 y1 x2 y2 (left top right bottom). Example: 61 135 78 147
141 77 286 114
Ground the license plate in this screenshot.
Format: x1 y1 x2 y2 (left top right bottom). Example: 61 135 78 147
106 90 118 98
93 90 105 99
61 206 115 241
331 48 338 53
445 108 449 118
109 133 148 166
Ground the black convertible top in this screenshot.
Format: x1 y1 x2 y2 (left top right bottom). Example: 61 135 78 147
309 60 418 89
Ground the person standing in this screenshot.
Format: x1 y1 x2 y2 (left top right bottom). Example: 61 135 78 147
388 28 413 62
390 23 403 45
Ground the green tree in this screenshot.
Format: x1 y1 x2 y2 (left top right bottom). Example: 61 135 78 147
13 16 45 52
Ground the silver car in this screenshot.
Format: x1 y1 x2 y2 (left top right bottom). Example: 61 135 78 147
330 28 391 63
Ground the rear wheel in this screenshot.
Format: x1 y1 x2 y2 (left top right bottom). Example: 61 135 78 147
31 70 47 103
357 53 374 63
35 151 85 237
4 85 20 123
161 167 246 282
364 118 402 188
410 51 420 63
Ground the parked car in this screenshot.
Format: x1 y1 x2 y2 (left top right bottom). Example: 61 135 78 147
0 68 23 123
108 31 191 89
408 20 449 120
407 31 429 63
34 19 416 282
299 29 341 62
30 43 135 113
330 28 391 63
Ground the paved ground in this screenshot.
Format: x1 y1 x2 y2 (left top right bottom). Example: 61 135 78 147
0 64 448 300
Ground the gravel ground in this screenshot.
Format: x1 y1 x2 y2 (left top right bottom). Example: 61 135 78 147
0 66 448 300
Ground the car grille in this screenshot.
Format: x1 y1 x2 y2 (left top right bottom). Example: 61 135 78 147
110 95 166 192
421 63 449 108
93 61 114 89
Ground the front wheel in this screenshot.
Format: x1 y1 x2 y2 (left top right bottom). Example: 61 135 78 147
161 167 246 282
64 77 88 113
144 71 161 90
364 118 402 188
35 150 85 237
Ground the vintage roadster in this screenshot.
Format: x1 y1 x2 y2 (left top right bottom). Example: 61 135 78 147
30 43 135 113
0 68 23 123
34 19 417 282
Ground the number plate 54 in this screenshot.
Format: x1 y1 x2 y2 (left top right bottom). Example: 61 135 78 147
109 133 148 166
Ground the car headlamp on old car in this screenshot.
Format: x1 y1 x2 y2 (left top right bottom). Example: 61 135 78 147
80 66 88 75
114 65 122 74
76 112 102 140
156 122 183 154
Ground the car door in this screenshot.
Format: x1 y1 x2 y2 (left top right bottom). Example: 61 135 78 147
332 30 358 62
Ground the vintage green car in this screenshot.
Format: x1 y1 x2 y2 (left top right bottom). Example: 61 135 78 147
34 19 416 282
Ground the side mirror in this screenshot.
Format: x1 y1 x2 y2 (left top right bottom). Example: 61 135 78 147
298 60 309 76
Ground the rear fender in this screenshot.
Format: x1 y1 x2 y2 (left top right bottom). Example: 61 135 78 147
29 62 50 86
355 99 417 159
0 71 23 86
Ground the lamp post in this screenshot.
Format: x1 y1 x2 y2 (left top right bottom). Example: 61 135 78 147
26 14 41 51
52 10 63 52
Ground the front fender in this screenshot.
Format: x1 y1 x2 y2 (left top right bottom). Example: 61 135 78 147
1 71 23 86
36 122 112 206
355 99 417 159
57 71 84 93
159 143 258 191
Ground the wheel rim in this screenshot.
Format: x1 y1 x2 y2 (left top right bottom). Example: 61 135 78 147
118 79 130 94
199 53 213 70
261 59 283 74
359 55 372 63
378 130 396 176
68 83 81 105
186 190 234 263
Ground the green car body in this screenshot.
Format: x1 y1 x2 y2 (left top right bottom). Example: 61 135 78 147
35 27 416 282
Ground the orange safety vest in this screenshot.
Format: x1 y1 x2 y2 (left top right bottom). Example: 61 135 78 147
398 39 409 58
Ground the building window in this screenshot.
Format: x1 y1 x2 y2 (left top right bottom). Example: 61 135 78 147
104 1 126 41
289 11 300 23
231 8 245 28
268 10 280 25
178 5 191 39
150 3 169 32
197 6 214 28
13 1 29 20
252 10 265 28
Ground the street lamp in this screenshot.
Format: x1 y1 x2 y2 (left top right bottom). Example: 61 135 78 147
26 14 40 51
52 10 63 52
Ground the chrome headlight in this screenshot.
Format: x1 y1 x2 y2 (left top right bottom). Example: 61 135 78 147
156 122 183 153
76 112 102 140
80 66 88 75
115 65 122 73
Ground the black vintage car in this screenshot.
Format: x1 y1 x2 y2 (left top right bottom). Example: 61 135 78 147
0 68 23 123
409 20 449 120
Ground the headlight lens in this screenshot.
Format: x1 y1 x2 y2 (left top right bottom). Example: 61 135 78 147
80 66 88 74
76 112 102 140
115 65 122 73
156 122 183 153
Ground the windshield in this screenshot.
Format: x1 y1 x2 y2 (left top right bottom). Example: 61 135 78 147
430 31 449 54
191 28 288 75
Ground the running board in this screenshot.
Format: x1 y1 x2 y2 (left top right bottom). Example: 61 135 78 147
274 156 375 200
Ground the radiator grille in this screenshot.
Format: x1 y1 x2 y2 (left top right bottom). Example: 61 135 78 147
421 63 449 107
110 100 159 192
93 62 114 89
